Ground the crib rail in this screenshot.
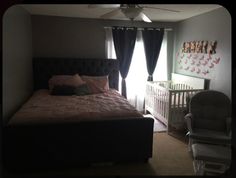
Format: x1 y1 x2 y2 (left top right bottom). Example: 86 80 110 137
146 81 199 90
145 81 204 131
169 89 204 108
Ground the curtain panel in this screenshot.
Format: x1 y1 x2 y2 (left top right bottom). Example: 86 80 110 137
142 28 164 81
112 27 137 98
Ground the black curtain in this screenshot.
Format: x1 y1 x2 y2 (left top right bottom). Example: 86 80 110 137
112 27 137 98
142 28 164 81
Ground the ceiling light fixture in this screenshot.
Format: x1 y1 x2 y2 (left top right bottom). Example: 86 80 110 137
121 7 142 21
140 12 152 23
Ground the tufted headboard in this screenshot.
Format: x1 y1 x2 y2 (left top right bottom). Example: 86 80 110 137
33 58 119 91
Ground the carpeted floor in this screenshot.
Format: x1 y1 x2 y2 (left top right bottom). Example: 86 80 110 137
10 132 194 176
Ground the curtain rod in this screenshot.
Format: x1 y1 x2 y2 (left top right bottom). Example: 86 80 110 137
104 26 172 31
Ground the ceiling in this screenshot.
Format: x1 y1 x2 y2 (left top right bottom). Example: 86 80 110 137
20 4 222 22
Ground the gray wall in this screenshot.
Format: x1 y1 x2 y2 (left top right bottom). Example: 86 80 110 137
167 31 174 80
3 5 33 124
32 16 106 58
32 15 175 61
31 15 175 84
173 7 231 98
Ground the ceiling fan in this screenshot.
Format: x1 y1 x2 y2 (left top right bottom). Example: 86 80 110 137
88 4 180 23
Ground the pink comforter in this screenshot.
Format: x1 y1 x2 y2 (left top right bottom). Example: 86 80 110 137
8 89 143 125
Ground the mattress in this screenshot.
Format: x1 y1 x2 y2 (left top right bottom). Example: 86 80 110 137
8 89 143 125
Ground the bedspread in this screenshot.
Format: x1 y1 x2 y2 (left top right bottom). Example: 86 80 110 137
8 89 143 125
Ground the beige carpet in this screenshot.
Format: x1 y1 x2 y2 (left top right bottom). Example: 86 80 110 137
149 132 194 175
19 132 194 176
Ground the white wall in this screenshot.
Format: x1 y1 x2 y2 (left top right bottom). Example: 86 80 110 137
173 7 231 99
3 5 33 124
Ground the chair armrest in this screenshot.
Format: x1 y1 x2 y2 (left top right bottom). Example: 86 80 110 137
185 113 193 133
226 117 231 137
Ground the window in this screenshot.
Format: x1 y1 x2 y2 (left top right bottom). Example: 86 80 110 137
105 28 168 112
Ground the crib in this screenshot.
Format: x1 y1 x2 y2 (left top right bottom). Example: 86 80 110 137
145 73 207 132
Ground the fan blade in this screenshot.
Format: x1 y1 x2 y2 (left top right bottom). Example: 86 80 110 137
88 4 120 8
141 5 180 13
139 12 152 23
100 9 121 19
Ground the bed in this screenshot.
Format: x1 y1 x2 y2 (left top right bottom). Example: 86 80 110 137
3 58 154 171
145 73 208 133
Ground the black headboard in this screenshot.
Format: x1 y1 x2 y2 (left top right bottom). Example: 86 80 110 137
33 58 119 90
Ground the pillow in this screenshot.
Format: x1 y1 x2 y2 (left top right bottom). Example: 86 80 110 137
51 85 76 96
81 75 109 94
74 84 91 96
51 84 91 96
48 74 85 91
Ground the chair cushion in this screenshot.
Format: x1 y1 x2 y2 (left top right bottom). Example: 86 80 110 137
190 129 231 145
192 143 231 164
190 90 231 120
193 119 226 132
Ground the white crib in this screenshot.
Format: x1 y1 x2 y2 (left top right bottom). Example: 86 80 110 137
145 73 207 132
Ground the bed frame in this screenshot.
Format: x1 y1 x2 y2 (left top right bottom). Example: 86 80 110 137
3 58 154 172
145 73 208 133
